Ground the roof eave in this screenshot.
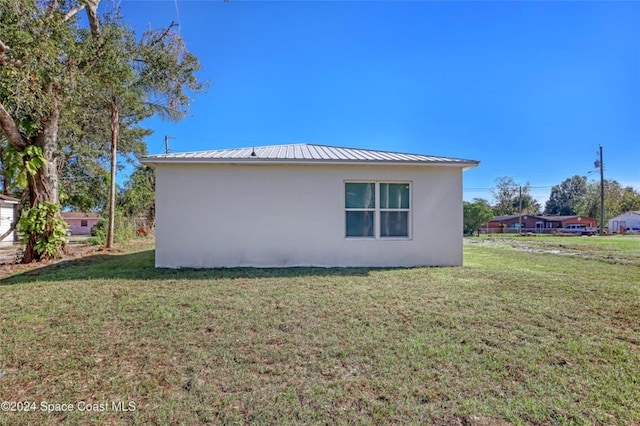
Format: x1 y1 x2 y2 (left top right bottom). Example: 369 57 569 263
141 157 480 169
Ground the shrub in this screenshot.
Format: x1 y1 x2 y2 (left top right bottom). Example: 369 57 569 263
17 202 69 259
88 211 139 245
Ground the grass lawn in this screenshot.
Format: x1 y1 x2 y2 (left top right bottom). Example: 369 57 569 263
0 236 638 425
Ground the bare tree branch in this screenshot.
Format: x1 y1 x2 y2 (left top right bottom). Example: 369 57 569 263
63 4 85 21
0 39 9 55
83 0 101 38
46 0 60 20
147 22 179 47
62 1 101 37
0 103 27 150
0 38 22 67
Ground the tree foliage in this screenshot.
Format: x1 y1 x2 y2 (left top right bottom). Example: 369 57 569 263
57 13 150 213
86 16 204 248
0 1 204 260
544 175 588 216
119 165 155 228
490 177 541 216
575 180 640 224
17 201 68 259
463 198 493 236
0 0 100 261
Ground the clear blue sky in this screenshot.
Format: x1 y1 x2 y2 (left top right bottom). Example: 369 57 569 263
112 0 639 205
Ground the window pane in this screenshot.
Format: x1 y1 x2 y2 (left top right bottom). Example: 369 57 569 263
380 183 410 209
345 183 375 209
346 211 374 237
380 211 408 237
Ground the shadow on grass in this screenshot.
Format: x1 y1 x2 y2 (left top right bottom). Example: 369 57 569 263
0 249 376 285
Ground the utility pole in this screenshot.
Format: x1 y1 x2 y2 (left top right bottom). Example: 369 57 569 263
598 145 604 235
518 185 523 234
164 135 176 154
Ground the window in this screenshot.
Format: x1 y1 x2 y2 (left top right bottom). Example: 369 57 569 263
81 220 88 227
345 183 375 237
345 182 410 239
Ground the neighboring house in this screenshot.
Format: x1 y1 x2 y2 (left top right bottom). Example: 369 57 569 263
608 211 640 233
484 214 597 233
62 212 101 235
0 194 19 243
142 143 479 268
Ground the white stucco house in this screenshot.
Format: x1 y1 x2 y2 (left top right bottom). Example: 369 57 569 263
608 211 640 233
141 144 479 268
0 194 19 243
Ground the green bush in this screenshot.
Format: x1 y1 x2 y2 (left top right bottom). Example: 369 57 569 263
88 211 139 245
17 202 69 259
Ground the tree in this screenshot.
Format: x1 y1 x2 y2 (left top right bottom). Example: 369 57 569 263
93 17 204 249
120 165 155 229
576 180 640 225
0 0 102 262
544 175 588 215
490 177 541 216
57 57 150 214
463 198 493 236
60 158 109 212
620 186 640 213
0 2 203 260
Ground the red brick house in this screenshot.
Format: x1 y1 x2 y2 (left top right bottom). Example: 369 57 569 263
483 215 597 234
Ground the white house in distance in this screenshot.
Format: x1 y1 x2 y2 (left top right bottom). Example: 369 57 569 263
0 194 19 243
142 144 479 268
608 211 640 233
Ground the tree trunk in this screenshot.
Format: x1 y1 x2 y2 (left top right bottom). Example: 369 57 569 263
106 98 118 249
0 143 10 195
22 102 61 263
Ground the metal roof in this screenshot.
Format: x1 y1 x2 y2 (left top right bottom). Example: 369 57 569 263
491 214 593 222
61 212 102 219
141 143 479 169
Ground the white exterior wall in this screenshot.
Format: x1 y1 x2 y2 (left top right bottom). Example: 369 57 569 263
608 212 640 232
0 204 16 242
155 163 464 268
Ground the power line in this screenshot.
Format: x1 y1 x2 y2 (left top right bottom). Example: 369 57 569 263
173 0 182 33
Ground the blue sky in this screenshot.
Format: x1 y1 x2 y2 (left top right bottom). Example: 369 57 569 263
112 0 639 205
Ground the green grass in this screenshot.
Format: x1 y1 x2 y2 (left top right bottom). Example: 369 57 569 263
0 237 638 425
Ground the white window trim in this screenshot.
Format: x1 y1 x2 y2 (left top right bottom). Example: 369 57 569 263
344 180 412 240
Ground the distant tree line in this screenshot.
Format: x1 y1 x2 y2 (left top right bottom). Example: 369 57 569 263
464 175 640 235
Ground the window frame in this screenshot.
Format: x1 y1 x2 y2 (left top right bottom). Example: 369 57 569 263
344 180 412 240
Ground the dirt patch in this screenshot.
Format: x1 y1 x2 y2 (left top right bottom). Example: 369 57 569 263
0 237 154 280
0 243 98 280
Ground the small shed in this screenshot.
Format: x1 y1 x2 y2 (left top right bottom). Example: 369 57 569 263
142 144 479 268
0 194 19 243
62 212 101 235
608 211 640 233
